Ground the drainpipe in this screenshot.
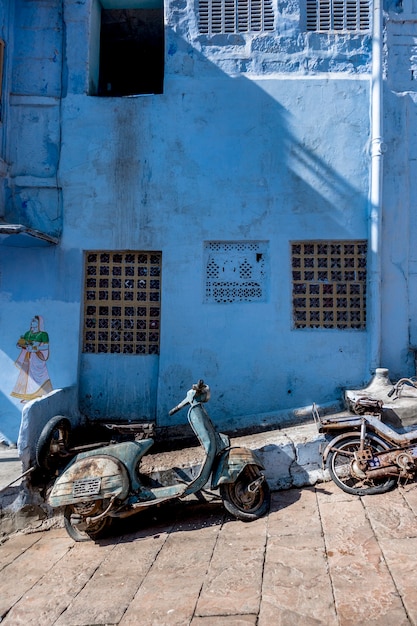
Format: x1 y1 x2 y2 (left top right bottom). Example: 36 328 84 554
368 0 385 373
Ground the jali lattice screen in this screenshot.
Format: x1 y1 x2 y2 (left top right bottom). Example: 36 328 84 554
205 241 268 303
292 240 367 329
83 251 161 354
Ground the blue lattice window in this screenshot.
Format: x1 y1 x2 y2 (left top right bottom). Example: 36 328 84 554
306 0 370 32
198 0 275 34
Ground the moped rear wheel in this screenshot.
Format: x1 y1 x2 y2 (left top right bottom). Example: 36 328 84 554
326 435 397 496
64 501 112 542
220 466 270 522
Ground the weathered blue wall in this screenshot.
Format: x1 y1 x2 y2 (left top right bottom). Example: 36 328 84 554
0 0 415 442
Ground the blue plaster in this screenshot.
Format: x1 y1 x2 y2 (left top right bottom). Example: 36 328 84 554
0 0 415 443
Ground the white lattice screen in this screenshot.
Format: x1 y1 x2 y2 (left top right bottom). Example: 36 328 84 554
205 241 268 303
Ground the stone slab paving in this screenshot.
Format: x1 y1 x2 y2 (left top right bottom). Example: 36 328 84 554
0 449 21 490
1 482 417 625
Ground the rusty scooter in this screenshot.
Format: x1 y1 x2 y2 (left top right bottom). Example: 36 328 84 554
48 380 270 541
314 377 417 496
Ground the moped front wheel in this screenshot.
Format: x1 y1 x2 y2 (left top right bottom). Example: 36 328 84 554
36 415 72 472
220 466 270 522
326 435 397 496
64 501 112 542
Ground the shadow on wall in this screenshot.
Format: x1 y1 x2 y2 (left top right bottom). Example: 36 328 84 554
0 26 371 443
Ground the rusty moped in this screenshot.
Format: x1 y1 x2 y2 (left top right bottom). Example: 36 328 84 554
314 377 417 496
48 380 270 541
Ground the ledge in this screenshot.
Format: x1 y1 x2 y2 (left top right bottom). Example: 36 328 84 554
0 222 59 246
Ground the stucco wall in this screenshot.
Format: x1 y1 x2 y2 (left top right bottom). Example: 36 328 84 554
2 0 413 442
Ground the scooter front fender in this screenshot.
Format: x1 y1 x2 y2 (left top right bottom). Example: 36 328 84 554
211 447 264 488
49 454 130 508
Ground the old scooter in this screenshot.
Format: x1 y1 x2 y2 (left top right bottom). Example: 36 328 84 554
48 380 270 541
314 377 417 496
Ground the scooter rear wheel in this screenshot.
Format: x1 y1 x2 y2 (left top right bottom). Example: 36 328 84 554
64 501 112 542
326 434 397 496
220 466 270 522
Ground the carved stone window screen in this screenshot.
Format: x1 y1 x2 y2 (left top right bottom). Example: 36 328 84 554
205 241 268 303
83 251 161 354
292 240 367 329
198 0 275 35
306 0 370 32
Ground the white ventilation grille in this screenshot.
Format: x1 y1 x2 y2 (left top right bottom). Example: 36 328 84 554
205 241 268 303
306 0 370 32
198 0 275 34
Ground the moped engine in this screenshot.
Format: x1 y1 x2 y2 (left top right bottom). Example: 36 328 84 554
363 448 416 480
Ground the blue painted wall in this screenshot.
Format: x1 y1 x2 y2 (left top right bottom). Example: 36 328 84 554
0 0 415 442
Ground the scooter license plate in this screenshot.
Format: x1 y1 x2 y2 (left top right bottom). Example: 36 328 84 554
73 477 102 498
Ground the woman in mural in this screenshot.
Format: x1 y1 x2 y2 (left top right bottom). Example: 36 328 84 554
11 315 53 402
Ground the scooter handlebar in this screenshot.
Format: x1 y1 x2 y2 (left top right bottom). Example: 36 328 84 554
168 395 191 416
168 382 210 416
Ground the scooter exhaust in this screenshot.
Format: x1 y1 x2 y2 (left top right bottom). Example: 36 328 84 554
365 466 399 479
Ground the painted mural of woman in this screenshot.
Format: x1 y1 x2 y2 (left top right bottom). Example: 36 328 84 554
11 315 53 402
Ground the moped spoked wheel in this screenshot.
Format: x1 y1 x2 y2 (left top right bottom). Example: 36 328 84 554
326 435 397 496
36 416 72 472
63 501 112 542
220 466 271 522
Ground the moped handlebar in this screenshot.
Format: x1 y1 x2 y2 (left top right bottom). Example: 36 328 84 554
387 377 417 400
168 397 189 416
168 380 210 416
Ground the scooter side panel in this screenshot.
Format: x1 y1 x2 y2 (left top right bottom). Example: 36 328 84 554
211 447 264 487
49 455 130 508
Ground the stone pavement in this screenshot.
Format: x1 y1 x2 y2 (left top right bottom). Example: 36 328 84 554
1 480 417 625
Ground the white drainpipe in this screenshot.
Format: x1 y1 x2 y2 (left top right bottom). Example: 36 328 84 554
368 0 385 373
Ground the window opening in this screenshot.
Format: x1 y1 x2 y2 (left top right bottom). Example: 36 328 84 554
306 0 370 32
198 0 274 35
292 240 367 329
98 8 164 96
205 241 268 303
83 251 161 354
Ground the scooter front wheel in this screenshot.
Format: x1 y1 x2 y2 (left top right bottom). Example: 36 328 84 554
36 415 72 472
220 466 270 522
64 501 112 542
326 435 397 496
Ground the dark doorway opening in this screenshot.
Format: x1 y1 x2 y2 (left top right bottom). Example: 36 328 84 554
98 8 164 97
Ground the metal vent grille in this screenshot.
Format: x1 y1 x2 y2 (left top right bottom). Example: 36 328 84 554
292 241 367 329
306 0 370 32
83 251 161 354
205 241 268 303
198 0 274 34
